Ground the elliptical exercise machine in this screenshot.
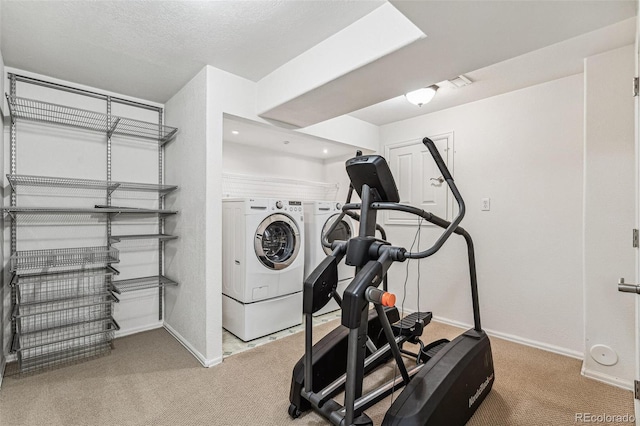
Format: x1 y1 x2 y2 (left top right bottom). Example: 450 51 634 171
288 138 494 425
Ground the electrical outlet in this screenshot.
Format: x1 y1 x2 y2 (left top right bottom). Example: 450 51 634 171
481 198 490 211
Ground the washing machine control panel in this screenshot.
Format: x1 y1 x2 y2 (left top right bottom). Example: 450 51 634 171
284 200 299 212
269 200 303 215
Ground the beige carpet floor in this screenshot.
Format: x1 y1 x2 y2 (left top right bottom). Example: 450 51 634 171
0 320 634 425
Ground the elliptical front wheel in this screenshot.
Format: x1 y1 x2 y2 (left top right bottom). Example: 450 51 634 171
288 404 301 419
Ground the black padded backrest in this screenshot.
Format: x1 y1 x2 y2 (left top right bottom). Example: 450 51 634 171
345 155 400 203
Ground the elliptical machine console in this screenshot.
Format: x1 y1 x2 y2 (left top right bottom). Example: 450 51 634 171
289 138 494 426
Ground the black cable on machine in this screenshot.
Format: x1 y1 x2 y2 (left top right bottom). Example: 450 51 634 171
390 216 423 406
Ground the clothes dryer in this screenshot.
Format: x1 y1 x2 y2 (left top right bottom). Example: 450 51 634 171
303 201 355 316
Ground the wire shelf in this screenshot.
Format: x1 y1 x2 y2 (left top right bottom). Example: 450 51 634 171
7 174 178 194
3 206 178 219
110 233 178 243
7 96 178 145
10 246 120 273
112 275 178 293
13 267 117 305
15 294 116 334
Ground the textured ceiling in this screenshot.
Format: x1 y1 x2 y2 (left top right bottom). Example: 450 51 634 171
2 0 636 127
1 0 384 102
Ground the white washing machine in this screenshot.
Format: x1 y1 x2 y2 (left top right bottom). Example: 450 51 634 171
222 198 305 341
304 201 356 316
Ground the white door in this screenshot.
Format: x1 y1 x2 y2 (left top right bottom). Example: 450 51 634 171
634 0 640 426
614 8 639 421
384 133 453 225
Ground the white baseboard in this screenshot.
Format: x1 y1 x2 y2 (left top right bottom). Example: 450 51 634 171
581 366 634 391
0 358 5 390
432 314 638 391
114 321 164 339
415 312 585 360
163 323 222 368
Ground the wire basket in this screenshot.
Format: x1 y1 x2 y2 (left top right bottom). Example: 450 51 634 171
14 267 116 305
16 317 119 373
10 246 119 273
15 294 116 334
17 316 116 350
19 341 112 374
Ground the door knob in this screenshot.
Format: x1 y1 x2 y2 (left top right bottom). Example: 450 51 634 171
618 278 640 294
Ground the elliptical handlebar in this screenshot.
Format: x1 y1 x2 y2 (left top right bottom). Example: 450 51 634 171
402 137 465 259
341 138 465 260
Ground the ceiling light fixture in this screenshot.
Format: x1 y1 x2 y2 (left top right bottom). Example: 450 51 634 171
323 148 328 154
231 130 239 135
405 85 438 107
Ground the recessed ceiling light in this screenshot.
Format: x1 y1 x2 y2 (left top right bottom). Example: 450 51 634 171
323 148 328 154
231 130 239 135
405 85 438 107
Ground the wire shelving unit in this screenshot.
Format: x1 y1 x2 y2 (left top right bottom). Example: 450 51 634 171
5 73 179 374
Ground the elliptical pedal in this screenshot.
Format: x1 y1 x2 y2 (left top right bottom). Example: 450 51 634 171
391 311 432 337
419 338 450 363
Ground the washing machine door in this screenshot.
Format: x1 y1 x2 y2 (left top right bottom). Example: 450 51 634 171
254 213 301 270
322 214 353 255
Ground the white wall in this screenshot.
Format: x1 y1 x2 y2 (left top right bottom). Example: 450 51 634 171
204 67 224 363
223 141 326 182
164 65 228 367
164 68 221 366
582 45 635 388
380 74 585 357
0 6 5 382
0 102 3 384
324 154 359 203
